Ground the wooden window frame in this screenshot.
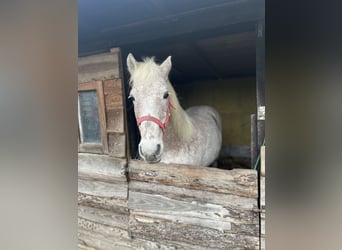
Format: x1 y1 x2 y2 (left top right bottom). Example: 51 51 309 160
78 80 108 154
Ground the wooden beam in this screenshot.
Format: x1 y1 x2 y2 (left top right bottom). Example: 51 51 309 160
128 160 258 198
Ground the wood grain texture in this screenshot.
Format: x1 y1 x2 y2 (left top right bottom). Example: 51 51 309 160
79 225 211 250
108 133 126 158
78 52 120 83
129 192 259 231
129 181 258 210
78 193 128 214
103 79 123 110
129 160 258 198
129 215 259 249
260 145 265 176
78 153 126 182
79 205 128 230
78 227 132 250
260 176 265 208
78 179 127 199
106 109 124 133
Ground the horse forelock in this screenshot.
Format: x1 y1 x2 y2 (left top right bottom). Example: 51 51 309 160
129 57 161 87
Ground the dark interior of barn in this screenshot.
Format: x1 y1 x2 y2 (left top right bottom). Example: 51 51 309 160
78 0 265 169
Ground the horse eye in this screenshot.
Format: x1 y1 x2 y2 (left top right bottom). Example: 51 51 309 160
163 92 169 99
128 95 135 101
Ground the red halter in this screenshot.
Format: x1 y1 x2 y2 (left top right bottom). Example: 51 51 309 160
136 97 176 134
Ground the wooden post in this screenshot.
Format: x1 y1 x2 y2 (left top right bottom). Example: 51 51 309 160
251 114 258 168
256 19 265 150
256 19 265 250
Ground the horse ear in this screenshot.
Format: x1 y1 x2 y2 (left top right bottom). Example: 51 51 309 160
160 56 172 76
127 53 137 74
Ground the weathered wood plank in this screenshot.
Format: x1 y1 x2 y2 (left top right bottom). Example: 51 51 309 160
78 153 126 182
78 228 132 250
108 133 126 158
78 179 127 199
79 225 209 250
260 176 265 208
78 51 120 83
78 205 128 230
78 193 128 214
78 217 129 239
129 192 259 231
129 160 258 198
260 145 265 176
103 79 123 110
129 215 259 249
129 181 258 210
106 109 124 133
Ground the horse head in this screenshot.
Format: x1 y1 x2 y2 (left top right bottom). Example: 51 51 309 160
127 53 173 163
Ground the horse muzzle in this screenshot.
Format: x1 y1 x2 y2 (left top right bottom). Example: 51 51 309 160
139 141 162 163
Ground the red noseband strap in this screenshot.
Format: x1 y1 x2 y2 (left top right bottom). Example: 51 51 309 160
136 97 176 134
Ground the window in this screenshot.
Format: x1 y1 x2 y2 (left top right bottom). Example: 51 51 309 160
78 81 108 153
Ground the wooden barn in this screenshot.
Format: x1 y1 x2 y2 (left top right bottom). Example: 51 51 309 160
78 0 265 249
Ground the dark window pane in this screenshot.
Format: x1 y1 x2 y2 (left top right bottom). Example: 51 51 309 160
78 90 101 143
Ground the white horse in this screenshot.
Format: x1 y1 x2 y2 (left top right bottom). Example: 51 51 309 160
127 53 222 166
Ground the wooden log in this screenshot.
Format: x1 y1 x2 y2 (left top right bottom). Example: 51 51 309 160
129 181 258 210
128 192 259 231
78 228 132 250
78 153 126 182
78 179 127 199
79 225 210 250
128 160 258 198
78 217 129 239
78 193 128 214
78 205 128 230
129 215 259 249
78 51 120 83
108 133 126 158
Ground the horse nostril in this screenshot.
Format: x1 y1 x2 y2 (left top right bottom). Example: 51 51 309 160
156 144 161 155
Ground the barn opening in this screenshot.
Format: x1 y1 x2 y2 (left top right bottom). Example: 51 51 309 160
122 34 256 169
78 0 265 170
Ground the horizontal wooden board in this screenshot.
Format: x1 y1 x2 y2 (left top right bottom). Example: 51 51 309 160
129 160 258 198
78 179 127 199
78 227 132 250
78 193 128 214
78 153 126 182
79 205 128 230
129 215 259 250
108 133 126 158
129 192 259 231
79 225 211 250
129 181 258 210
78 51 120 83
78 217 129 239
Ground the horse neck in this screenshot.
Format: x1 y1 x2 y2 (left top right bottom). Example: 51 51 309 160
167 81 194 142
